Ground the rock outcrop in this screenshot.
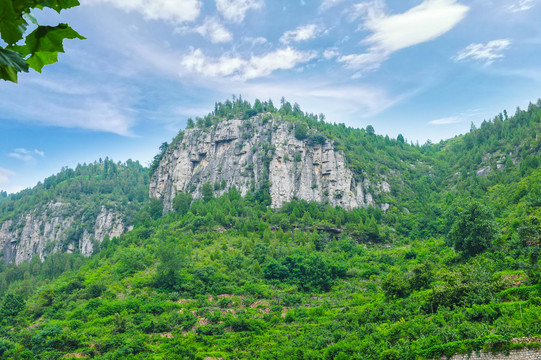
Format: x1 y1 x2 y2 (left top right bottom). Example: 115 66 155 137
150 115 387 211
0 202 128 264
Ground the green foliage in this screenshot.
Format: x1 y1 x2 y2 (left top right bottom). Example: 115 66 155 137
294 122 308 140
0 293 25 318
264 255 347 292
382 271 411 299
0 98 540 359
448 201 498 257
201 182 214 203
0 159 149 225
149 197 163 220
0 0 83 83
154 241 186 291
366 125 375 135
173 192 192 216
150 141 171 175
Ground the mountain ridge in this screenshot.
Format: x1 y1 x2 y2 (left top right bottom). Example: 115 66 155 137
1 97 540 264
0 98 539 359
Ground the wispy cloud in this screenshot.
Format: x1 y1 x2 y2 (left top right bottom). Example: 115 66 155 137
0 76 138 136
9 148 45 161
243 36 268 45
180 47 317 80
215 0 263 22
191 18 233 43
428 116 461 125
224 79 415 124
339 0 468 74
280 24 323 44
84 0 202 23
455 39 511 65
319 0 346 11
0 168 15 186
509 0 535 12
323 48 340 59
428 107 484 125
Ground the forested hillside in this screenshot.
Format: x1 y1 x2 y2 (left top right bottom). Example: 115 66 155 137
0 99 539 359
0 159 149 264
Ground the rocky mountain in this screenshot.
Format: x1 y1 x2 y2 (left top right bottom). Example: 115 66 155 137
0 160 149 264
2 98 540 266
0 203 126 264
150 114 388 212
0 98 540 360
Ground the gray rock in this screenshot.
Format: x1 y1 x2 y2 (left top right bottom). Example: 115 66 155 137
1 202 127 264
150 115 383 211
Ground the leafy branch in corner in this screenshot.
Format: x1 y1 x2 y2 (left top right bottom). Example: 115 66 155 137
0 0 84 83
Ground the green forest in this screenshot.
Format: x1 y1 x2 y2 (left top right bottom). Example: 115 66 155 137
0 98 540 359
0 158 149 228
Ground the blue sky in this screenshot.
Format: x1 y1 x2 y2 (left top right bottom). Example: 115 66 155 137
1 0 540 193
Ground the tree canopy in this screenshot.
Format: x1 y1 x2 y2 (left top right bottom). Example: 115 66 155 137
447 201 498 257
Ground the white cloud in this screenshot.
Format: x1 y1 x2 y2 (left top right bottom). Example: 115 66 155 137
339 0 468 73
319 0 346 11
339 50 387 72
280 24 323 44
323 48 340 59
84 0 202 23
180 47 317 80
194 18 233 43
0 77 137 136
223 80 412 125
34 150 45 157
0 168 15 186
9 149 45 161
243 36 268 45
215 0 263 22
509 0 535 12
428 116 461 125
455 39 511 65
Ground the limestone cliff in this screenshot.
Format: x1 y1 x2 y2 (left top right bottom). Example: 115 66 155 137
0 202 128 264
150 114 388 211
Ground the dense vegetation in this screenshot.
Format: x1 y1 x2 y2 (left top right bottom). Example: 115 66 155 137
0 98 539 359
0 158 149 227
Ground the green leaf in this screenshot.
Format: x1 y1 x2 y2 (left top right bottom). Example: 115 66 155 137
0 64 19 82
24 12 39 26
37 0 80 13
0 0 28 45
0 47 28 82
23 23 85 72
0 47 28 72
26 51 60 72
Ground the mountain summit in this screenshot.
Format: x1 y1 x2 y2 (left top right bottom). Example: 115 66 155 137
150 114 386 212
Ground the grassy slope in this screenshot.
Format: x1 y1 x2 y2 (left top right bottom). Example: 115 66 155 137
0 101 539 359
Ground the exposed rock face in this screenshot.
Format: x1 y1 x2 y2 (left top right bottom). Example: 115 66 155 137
150 115 386 211
0 203 127 264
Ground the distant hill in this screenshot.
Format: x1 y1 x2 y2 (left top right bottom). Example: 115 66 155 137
0 159 149 264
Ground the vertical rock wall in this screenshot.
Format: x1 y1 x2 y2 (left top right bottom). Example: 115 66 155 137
0 203 127 264
150 115 387 211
